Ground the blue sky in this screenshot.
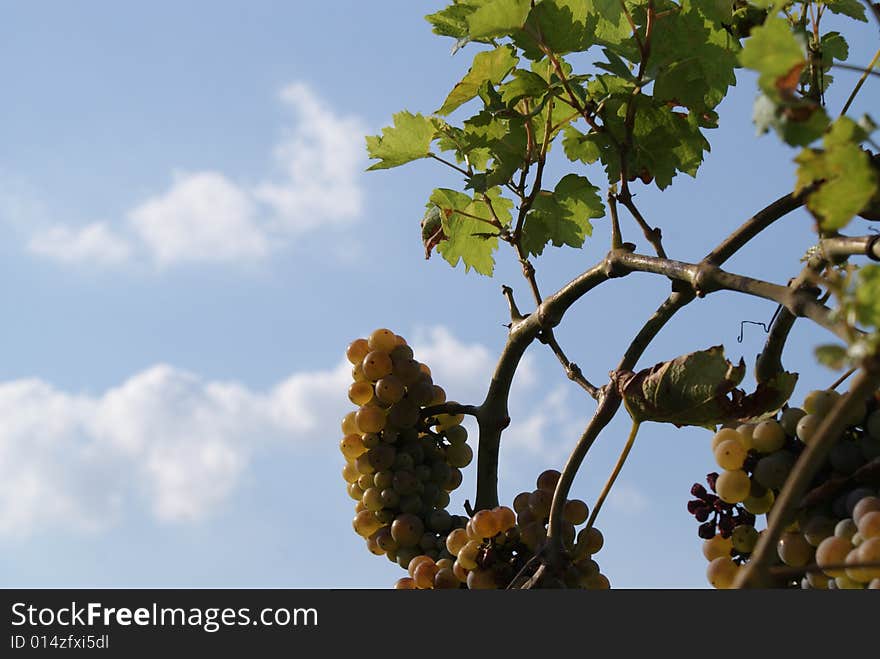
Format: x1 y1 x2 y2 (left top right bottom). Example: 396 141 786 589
0 2 877 588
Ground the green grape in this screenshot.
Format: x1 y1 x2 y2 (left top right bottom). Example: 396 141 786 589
346 338 370 366
444 425 468 444
375 375 405 404
361 433 380 449
396 547 420 570
471 510 501 539
347 483 365 500
373 527 398 553
751 420 786 454
356 405 386 434
806 570 830 589
379 488 400 508
430 385 447 405
803 389 840 417
408 379 435 407
735 424 755 450
536 469 562 493
816 535 852 577
834 518 858 541
373 469 393 489
743 488 775 515
392 452 415 472
753 451 795 490
834 575 864 589
529 489 553 518
714 439 747 470
348 381 374 406
802 515 835 547
442 467 463 492
342 462 359 484
858 511 880 539
388 399 420 428
434 567 460 589
340 434 366 460
362 351 393 381
362 487 384 512
353 510 382 538
368 328 398 353
399 494 423 515
715 469 751 503
393 358 422 386
731 525 759 553
512 491 531 514
852 496 880 524
391 514 425 548
429 461 450 484
419 532 439 551
356 473 373 491
428 509 452 533
702 534 733 561
706 556 739 589
436 490 451 509
457 540 482 571
777 531 814 567
494 506 516 531
341 411 360 436
711 428 747 451
779 407 807 436
578 527 604 554
466 569 497 590
829 441 865 475
445 442 473 468
854 537 880 581
414 464 432 482
795 414 823 445
519 522 546 552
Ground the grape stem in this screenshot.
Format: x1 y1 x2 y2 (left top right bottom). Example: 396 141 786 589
587 420 641 529
733 356 880 588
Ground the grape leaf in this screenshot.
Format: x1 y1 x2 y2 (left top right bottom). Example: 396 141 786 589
650 2 739 112
855 265 880 329
425 4 475 38
466 0 531 39
739 16 806 100
523 0 596 55
617 346 797 427
499 69 549 107
520 174 604 256
795 117 877 230
814 344 848 369
430 187 512 275
590 0 637 48
825 0 868 22
438 46 519 115
366 112 437 170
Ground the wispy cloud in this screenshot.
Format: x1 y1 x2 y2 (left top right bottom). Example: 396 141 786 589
23 82 367 269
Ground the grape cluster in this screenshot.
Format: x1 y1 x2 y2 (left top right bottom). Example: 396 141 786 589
341 329 472 571
688 388 880 589
396 469 609 589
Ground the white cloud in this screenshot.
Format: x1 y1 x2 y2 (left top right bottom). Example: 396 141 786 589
27 222 132 265
128 172 267 266
0 327 515 538
23 82 368 268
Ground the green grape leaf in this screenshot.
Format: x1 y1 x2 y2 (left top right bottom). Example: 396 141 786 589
499 69 549 107
825 0 868 22
466 0 531 39
590 0 636 48
438 46 519 115
855 265 880 328
752 93 830 147
366 112 437 170
650 1 739 112
618 346 797 427
524 0 596 54
820 32 849 65
520 174 604 256
430 187 511 275
562 126 606 165
739 16 806 100
814 344 848 370
629 101 710 189
426 4 475 38
795 117 877 230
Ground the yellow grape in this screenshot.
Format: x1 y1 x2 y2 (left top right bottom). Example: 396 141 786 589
816 535 852 577
715 469 751 504
368 328 398 353
714 439 747 470
706 556 739 589
346 338 370 366
348 381 374 406
340 434 366 460
394 577 417 590
362 351 393 381
445 528 469 555
711 428 746 451
413 561 439 589
471 510 501 539
702 534 733 561
407 554 435 579
751 420 785 453
356 405 386 434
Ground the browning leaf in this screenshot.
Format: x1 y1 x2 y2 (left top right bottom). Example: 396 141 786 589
617 346 797 428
